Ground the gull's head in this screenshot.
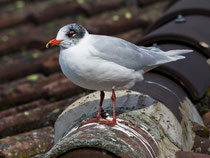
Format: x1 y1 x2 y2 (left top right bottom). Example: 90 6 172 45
46 23 87 49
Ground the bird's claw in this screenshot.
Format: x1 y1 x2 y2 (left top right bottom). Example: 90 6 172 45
81 116 102 126
81 117 116 126
100 119 117 126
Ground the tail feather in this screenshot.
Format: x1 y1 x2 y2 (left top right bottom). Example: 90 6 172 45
141 49 193 73
166 49 193 56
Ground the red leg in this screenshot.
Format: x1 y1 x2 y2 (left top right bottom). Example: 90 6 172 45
100 89 117 126
96 91 105 119
82 91 105 125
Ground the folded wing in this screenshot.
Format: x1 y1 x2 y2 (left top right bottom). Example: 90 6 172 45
89 35 192 72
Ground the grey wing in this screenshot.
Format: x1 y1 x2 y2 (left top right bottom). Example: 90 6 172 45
89 35 171 71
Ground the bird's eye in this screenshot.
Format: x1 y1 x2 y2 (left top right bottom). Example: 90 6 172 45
68 31 76 38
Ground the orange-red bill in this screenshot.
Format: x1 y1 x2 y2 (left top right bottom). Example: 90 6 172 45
46 39 63 48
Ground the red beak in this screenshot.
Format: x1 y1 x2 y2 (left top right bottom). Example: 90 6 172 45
46 39 63 48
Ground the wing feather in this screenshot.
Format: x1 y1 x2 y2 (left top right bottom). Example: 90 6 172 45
89 35 171 71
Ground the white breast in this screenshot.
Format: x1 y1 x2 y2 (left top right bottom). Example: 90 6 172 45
59 37 140 91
